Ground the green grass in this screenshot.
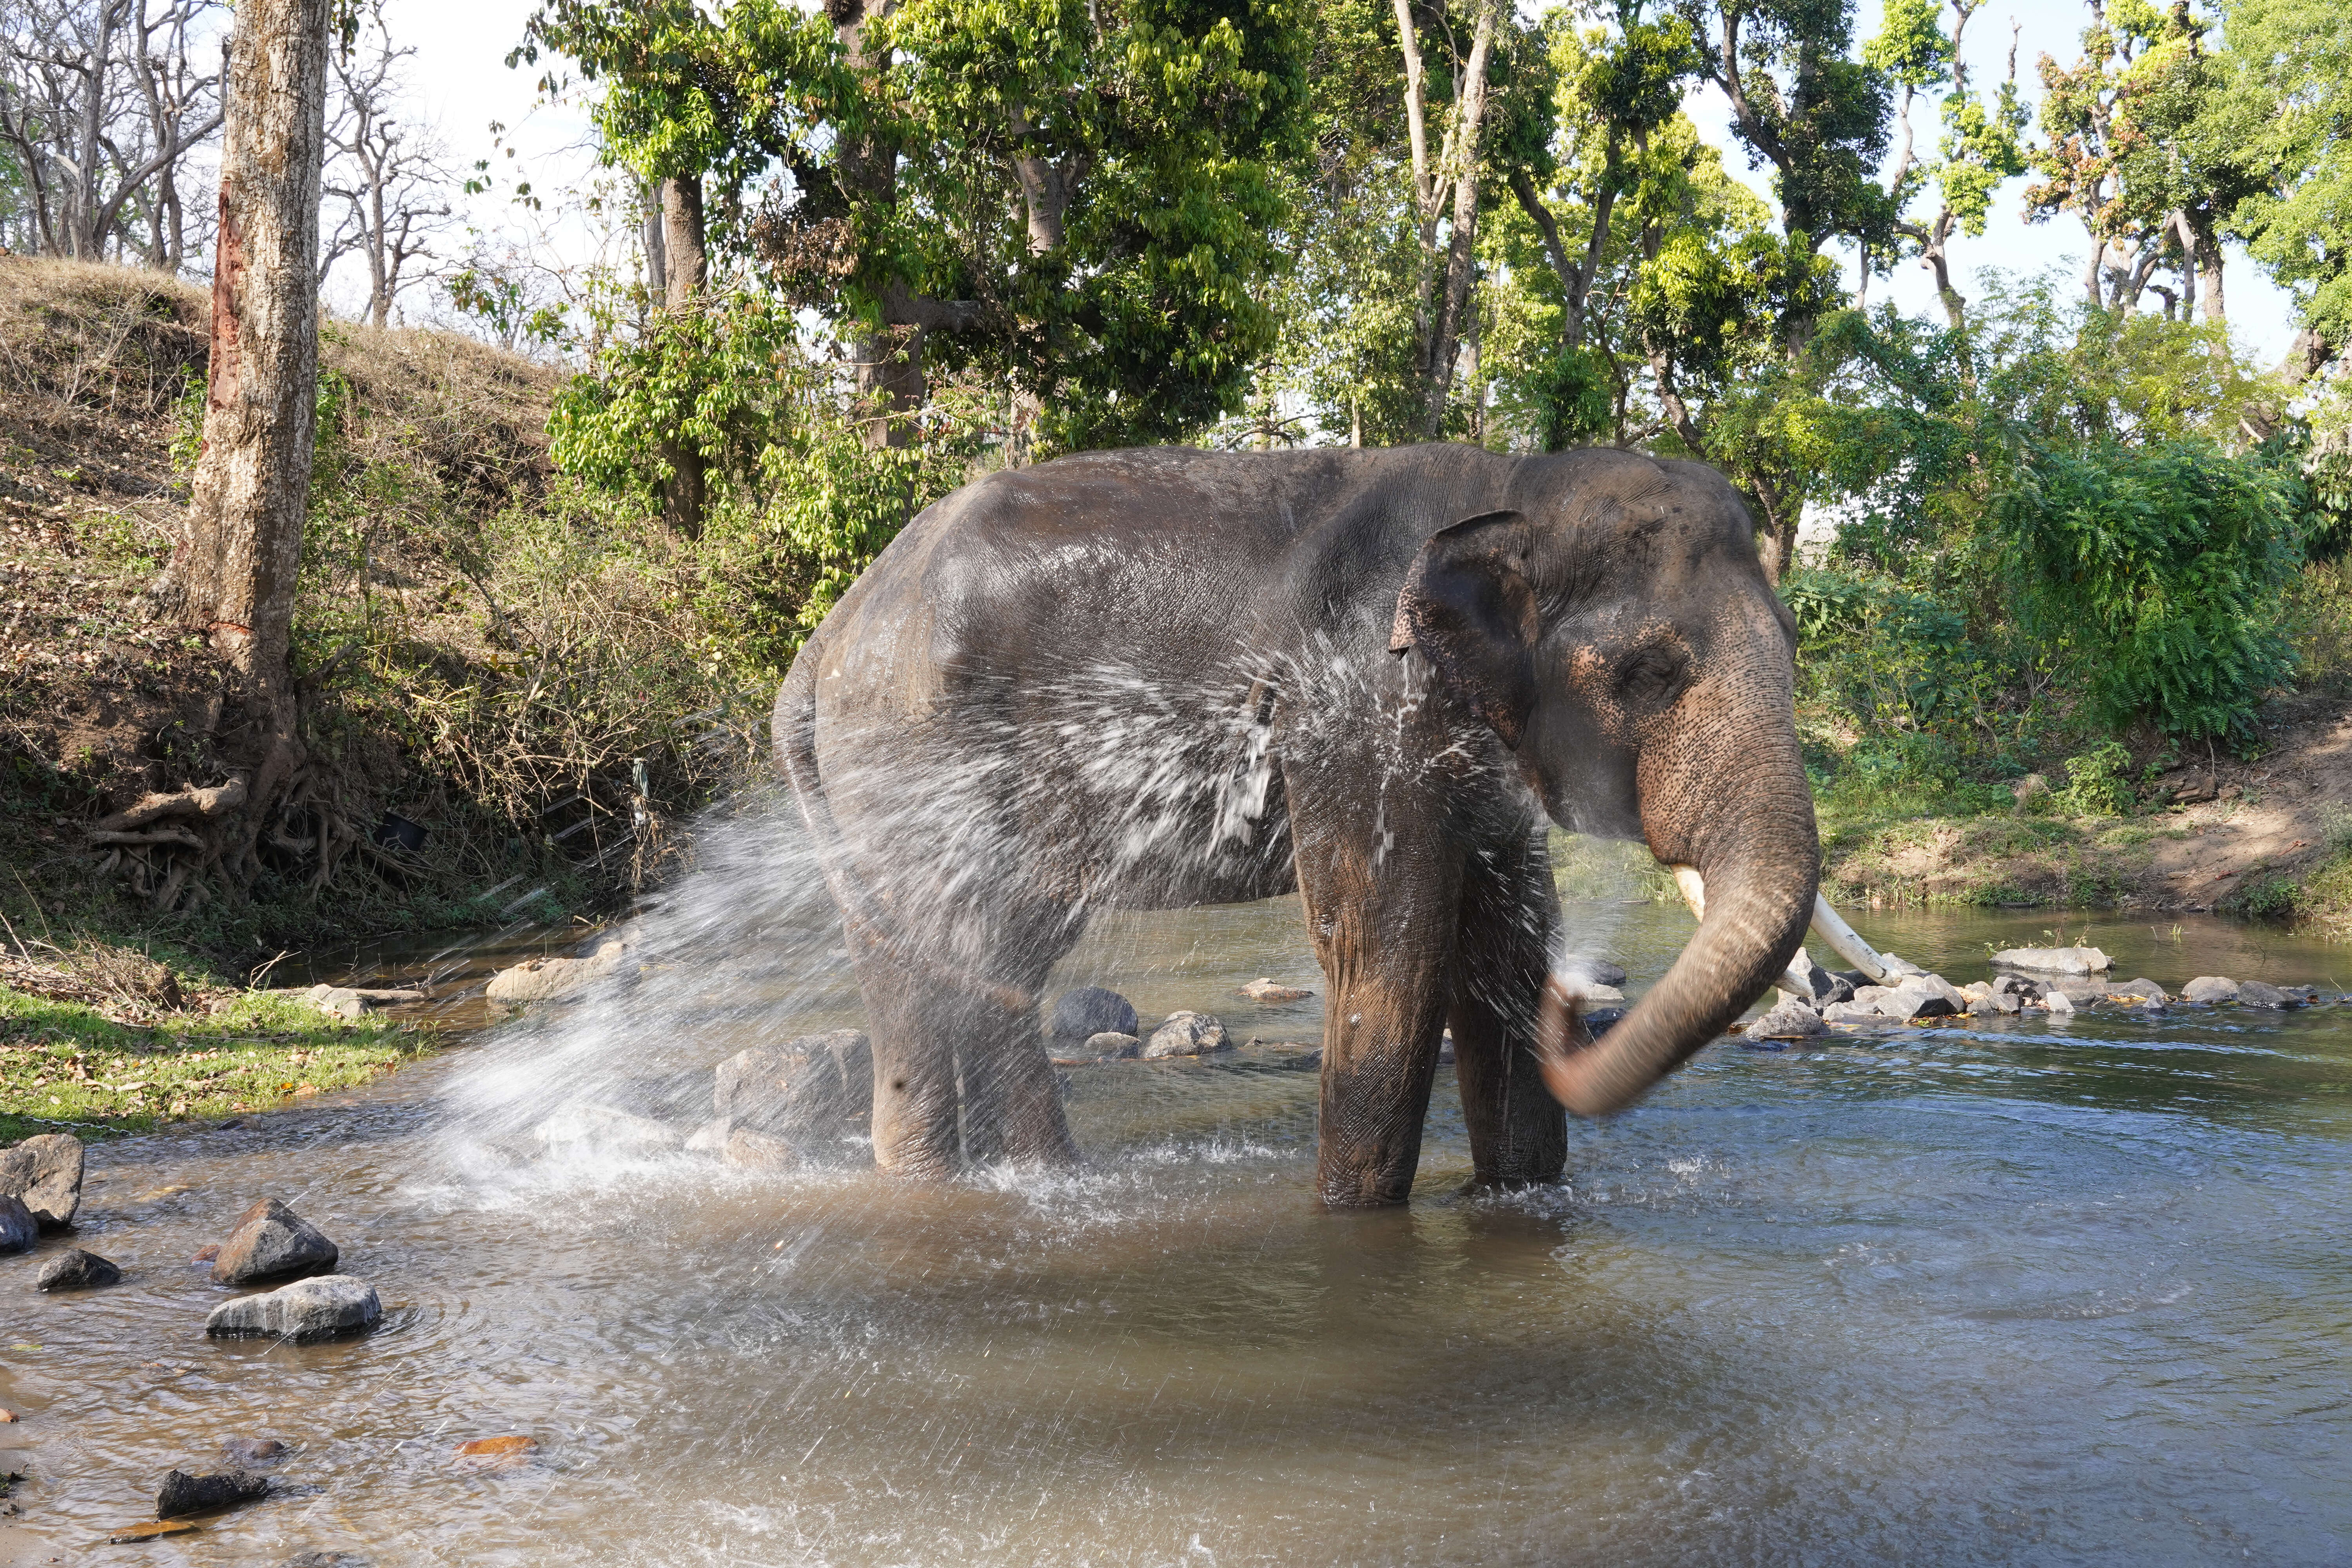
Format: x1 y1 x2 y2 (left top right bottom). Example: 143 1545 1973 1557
0 986 441 1141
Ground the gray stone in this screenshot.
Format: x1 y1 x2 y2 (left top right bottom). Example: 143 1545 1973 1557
0 1194 36 1254
1820 1001 1884 1025
157 1468 267 1517
35 1248 120 1290
1084 1031 1141 1059
305 985 365 1020
2105 978 2169 1006
1987 989 2022 1014
2181 975 2239 1005
2237 980 2299 1009
721 1128 799 1171
1746 1000 1825 1039
534 1102 687 1156
1904 993 1960 1020
1143 1011 1229 1058
1047 987 1137 1045
1806 964 1856 1006
2043 988 2076 1014
1879 953 1928 978
1967 995 2004 1016
1992 974 2036 998
205 1274 381 1342
1850 984 1892 1010
1238 978 1314 1003
713 1031 872 1147
211 1198 339 1285
0 1132 84 1230
1992 946 2112 976
683 1117 730 1153
484 938 630 1004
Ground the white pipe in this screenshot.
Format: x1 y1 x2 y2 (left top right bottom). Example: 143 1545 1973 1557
1808 893 1888 983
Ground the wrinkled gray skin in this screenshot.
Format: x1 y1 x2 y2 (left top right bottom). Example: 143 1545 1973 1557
777 443 1819 1206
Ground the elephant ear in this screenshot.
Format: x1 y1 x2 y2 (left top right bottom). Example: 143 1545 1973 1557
1388 509 1540 746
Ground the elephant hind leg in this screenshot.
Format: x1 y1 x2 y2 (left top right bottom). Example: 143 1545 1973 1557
846 921 1080 1177
1450 835 1567 1188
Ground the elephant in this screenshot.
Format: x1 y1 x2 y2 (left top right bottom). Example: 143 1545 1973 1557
776 441 1849 1206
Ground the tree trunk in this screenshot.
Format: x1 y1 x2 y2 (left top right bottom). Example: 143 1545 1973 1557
172 0 328 686
657 172 708 537
1417 0 1499 438
145 0 330 899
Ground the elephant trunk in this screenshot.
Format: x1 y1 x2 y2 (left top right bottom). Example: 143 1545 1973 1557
1537 724 1820 1118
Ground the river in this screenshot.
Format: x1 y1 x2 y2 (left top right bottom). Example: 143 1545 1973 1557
4 826 2350 1565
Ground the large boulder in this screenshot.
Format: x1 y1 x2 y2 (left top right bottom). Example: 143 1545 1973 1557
36 1248 121 1290
484 938 630 1005
211 1198 339 1285
1046 987 1137 1046
205 1274 381 1342
0 1132 84 1230
0 1194 36 1254
712 1031 872 1151
2104 977 2169 1007
1143 1012 1229 1058
2181 976 2239 1004
1993 946 2112 976
2236 980 2302 1009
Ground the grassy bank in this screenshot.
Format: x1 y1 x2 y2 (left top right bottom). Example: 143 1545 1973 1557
0 959 436 1142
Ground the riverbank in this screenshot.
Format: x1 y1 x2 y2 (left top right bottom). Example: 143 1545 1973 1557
1815 690 2352 933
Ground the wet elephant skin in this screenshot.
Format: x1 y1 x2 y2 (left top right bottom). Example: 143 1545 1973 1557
775 442 1819 1205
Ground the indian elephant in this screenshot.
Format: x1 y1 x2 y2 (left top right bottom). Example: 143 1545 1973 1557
776 442 1846 1206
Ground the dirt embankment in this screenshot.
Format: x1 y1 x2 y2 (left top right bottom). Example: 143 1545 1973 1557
1823 692 2352 930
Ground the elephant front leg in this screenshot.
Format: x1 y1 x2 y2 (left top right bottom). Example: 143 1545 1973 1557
1288 801 1463 1208
1450 834 1567 1188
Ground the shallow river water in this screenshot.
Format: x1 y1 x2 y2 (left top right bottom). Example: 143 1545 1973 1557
5 824 2352 1566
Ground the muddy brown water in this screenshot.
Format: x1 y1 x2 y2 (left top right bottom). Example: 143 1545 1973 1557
5 871 2351 1565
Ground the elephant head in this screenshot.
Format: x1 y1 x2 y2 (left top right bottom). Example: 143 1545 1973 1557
1388 452 1820 1116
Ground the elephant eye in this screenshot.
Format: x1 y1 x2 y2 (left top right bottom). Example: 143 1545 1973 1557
1613 643 1692 711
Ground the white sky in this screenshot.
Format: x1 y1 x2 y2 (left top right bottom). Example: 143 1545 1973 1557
383 0 2304 369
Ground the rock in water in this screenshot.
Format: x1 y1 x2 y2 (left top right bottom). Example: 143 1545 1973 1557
1047 987 1138 1046
1143 1012 1229 1058
2182 976 2239 1004
0 1132 84 1229
282 1553 372 1567
1746 1000 1826 1040
534 1102 686 1156
2105 978 2169 1007
1084 1032 1141 1060
205 1274 381 1342
221 1437 291 1467
36 1248 121 1290
1238 978 1314 1003
0 1195 35 1255
713 1031 872 1151
1878 953 1928 979
1992 946 2112 976
722 1128 799 1171
2236 980 2300 1009
2043 988 2076 1014
1806 964 1857 1006
1820 1001 1883 1025
157 1468 269 1517
484 938 630 1004
211 1199 340 1285
1562 956 1630 988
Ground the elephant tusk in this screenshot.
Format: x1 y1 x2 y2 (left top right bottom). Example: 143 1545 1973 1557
1808 893 1888 982
1671 863 1818 996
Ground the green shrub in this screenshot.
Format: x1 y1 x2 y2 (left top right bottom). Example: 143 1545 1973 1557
2054 739 2134 816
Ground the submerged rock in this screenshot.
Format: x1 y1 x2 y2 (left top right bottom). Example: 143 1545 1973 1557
1085 1031 1142 1060
713 1031 872 1149
211 1199 339 1285
1047 987 1137 1046
205 1274 381 1342
484 938 630 1005
0 1132 84 1230
0 1195 36 1255
2236 980 2302 1009
282 1553 372 1567
1992 946 2112 976
2181 976 2239 1004
36 1248 121 1290
1560 956 1630 989
1238 977 1314 1003
158 1468 269 1517
1143 1011 1229 1058
535 1102 687 1156
2104 978 2169 1007
221 1437 291 1467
